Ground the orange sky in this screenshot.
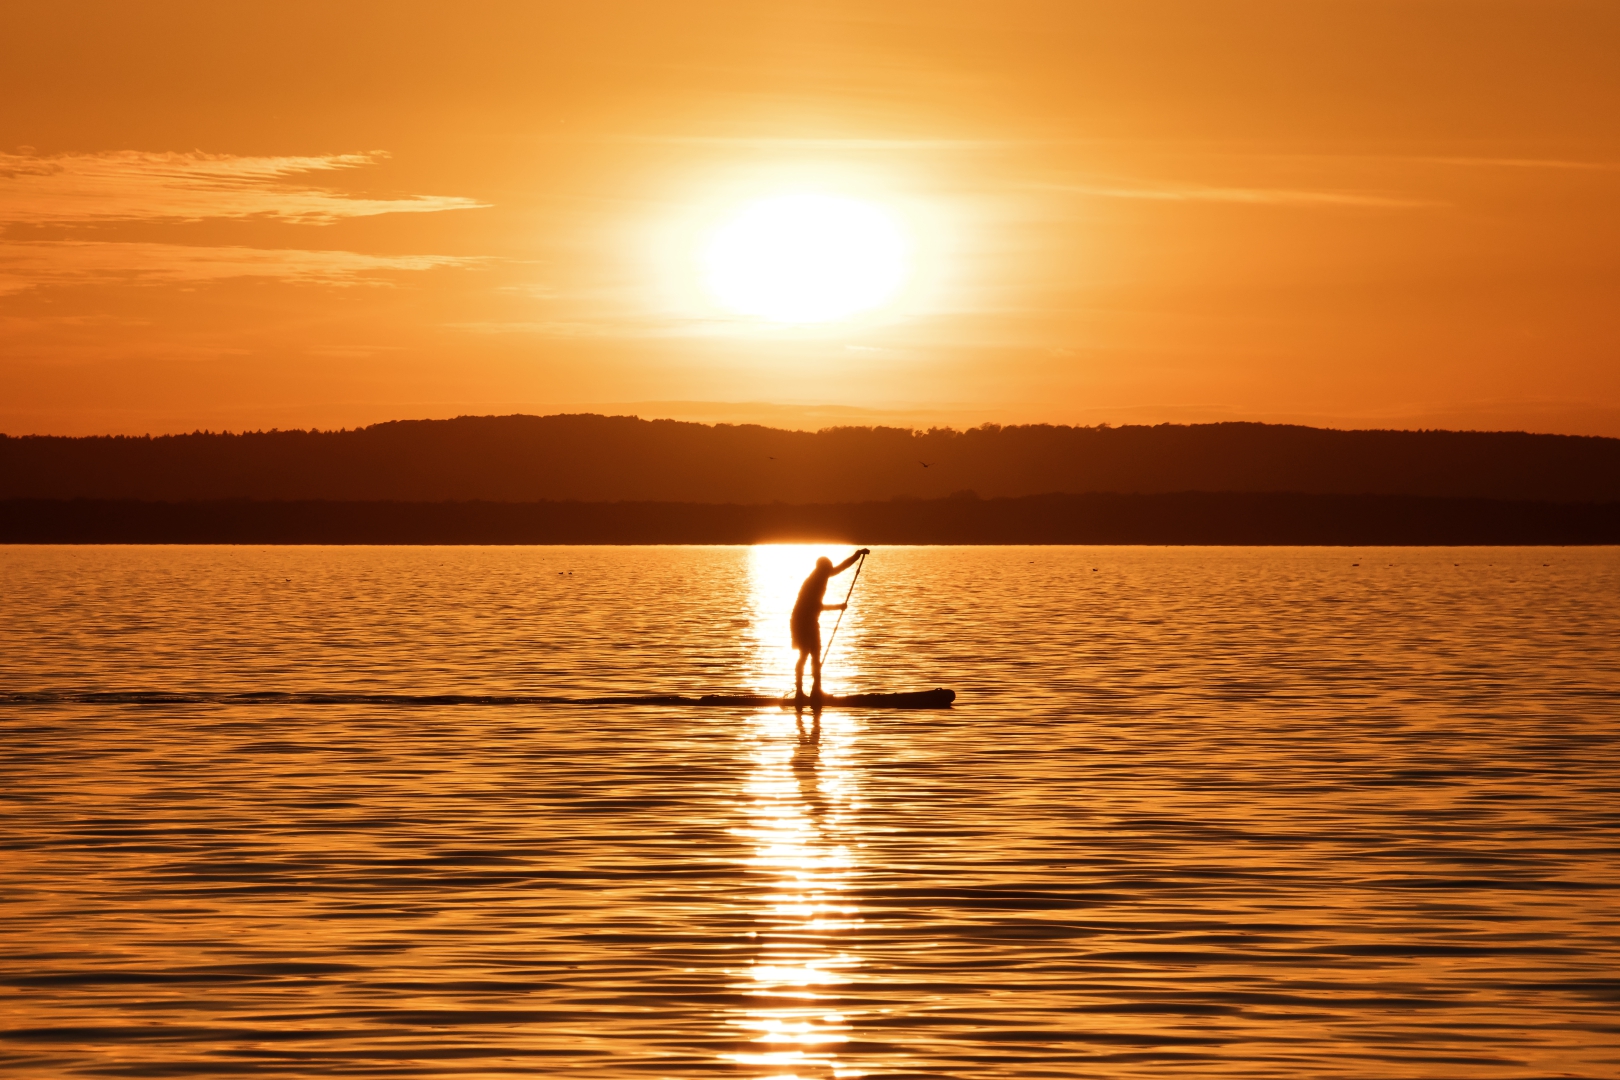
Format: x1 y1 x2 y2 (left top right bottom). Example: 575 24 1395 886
3 1 1618 437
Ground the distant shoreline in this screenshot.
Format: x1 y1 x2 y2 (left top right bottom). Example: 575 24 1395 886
7 416 1619 507
4 493 1617 546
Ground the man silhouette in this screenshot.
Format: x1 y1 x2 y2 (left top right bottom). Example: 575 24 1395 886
792 548 869 700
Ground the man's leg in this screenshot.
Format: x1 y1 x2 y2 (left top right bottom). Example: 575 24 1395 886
795 650 807 698
810 644 823 698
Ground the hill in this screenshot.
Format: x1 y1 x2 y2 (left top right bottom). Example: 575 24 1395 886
3 414 1619 503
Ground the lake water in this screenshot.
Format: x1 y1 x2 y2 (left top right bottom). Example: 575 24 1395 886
2 544 1617 1078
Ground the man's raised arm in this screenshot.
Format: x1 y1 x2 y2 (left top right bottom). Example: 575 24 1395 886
834 548 870 574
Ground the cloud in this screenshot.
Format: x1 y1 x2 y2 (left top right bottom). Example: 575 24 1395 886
1052 182 1432 209
607 135 1008 151
445 319 653 338
0 151 486 225
1420 156 1620 172
0 241 482 293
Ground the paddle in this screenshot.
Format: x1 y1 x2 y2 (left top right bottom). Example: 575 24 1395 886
820 550 866 673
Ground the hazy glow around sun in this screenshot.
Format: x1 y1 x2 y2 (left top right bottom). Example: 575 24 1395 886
702 193 910 324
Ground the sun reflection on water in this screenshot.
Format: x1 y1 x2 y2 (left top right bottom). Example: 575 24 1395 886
729 545 869 1078
728 707 863 1078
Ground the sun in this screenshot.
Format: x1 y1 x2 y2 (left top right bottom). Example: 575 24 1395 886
702 193 910 324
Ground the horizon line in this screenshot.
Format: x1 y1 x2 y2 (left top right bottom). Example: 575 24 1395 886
4 410 1615 443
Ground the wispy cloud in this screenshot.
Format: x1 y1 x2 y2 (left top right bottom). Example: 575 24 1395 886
445 319 673 338
1419 156 1620 172
0 241 482 293
1050 182 1432 209
605 135 1008 151
0 151 486 225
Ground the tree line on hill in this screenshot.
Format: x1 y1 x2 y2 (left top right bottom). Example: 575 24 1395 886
4 413 1619 503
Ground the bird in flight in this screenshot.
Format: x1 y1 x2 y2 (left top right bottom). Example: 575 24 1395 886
919 460 932 468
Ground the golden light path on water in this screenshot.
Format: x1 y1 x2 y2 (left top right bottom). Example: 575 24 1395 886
729 545 870 1078
728 710 860 1078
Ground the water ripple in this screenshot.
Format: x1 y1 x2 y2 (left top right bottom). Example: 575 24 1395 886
1 544 1617 1077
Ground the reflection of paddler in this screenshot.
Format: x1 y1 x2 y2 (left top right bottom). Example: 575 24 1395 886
792 711 826 820
792 548 868 700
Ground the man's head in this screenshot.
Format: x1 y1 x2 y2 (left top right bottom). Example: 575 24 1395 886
816 556 833 572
